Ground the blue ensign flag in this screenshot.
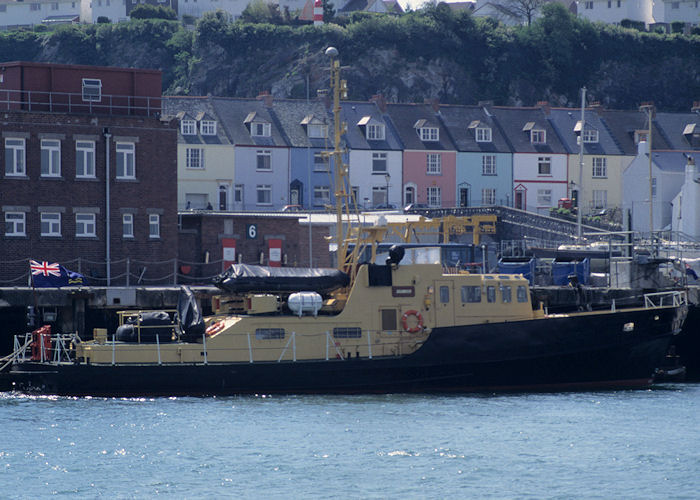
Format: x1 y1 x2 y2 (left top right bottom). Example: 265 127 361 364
30 260 85 287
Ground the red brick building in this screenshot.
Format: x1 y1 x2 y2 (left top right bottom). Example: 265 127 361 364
0 62 177 286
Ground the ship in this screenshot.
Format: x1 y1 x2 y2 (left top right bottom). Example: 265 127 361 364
0 47 690 397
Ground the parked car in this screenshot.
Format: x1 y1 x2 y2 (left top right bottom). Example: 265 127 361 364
404 203 429 212
281 204 302 212
374 203 397 210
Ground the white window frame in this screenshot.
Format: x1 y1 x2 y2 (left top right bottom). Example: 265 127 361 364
592 189 607 209
234 185 243 203
531 129 546 144
582 129 599 143
476 127 492 143
123 213 134 238
116 142 136 179
41 139 61 177
149 214 160 239
256 185 272 205
313 152 329 172
307 124 328 139
200 120 217 136
372 152 387 173
537 156 552 176
427 186 441 207
5 138 25 176
181 120 196 135
313 186 330 206
592 157 607 178
584 1 593 8
256 150 272 171
366 124 385 141
186 148 205 169
41 212 61 237
419 127 439 142
482 188 496 205
75 213 96 237
81 78 102 102
5 212 26 236
76 141 95 178
251 122 271 137
482 155 496 175
426 153 441 175
537 188 552 206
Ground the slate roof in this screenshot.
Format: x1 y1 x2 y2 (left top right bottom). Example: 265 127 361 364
546 107 623 156
210 97 287 147
653 112 700 151
488 106 567 154
438 104 509 153
269 98 332 149
162 96 230 146
652 151 700 172
384 103 456 151
340 101 402 151
595 108 671 156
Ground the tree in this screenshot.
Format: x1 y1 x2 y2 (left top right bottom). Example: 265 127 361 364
130 4 177 20
323 0 335 22
498 0 547 26
240 0 284 24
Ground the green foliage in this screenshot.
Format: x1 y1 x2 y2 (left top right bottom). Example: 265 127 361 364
130 4 177 20
240 0 284 24
620 19 645 31
671 21 684 34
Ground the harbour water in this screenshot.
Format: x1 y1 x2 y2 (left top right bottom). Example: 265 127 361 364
2 385 699 499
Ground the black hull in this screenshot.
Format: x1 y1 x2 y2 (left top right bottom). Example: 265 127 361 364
3 307 682 397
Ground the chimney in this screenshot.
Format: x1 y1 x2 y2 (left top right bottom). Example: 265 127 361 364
370 93 387 112
692 101 700 113
424 98 439 113
537 101 550 115
257 91 273 107
317 89 331 110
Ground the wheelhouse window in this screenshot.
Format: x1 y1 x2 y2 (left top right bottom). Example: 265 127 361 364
149 214 160 238
5 212 25 236
501 285 512 303
5 138 25 176
333 327 362 339
486 285 496 303
41 139 61 177
75 213 96 237
517 286 528 303
116 143 135 179
41 212 61 236
461 286 481 303
76 141 95 178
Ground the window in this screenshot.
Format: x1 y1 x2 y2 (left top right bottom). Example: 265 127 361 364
256 150 271 171
30 3 40 10
314 153 328 172
256 328 285 340
380 309 397 331
366 124 385 141
76 213 96 237
531 129 546 144
5 138 25 176
476 127 492 142
116 143 135 179
234 185 243 203
426 153 441 174
372 152 387 173
482 155 496 175
651 178 656 197
537 157 551 175
186 148 204 169
313 186 330 205
181 120 196 135
251 122 271 137
439 286 450 303
592 157 607 178
482 188 496 205
41 139 61 177
486 286 496 303
501 285 512 303
582 129 599 143
149 214 160 238
461 286 481 303
5 212 25 236
584 1 593 8
41 213 61 236
404 185 416 205
81 78 102 102
517 285 528 303
123 213 134 238
333 327 362 339
592 189 607 209
200 120 217 136
537 189 552 206
372 186 388 206
52 2 59 9
307 124 327 138
419 127 439 142
427 186 441 207
671 1 679 7
257 185 272 205
76 141 95 178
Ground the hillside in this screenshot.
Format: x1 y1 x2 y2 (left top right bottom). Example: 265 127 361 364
1 4 699 111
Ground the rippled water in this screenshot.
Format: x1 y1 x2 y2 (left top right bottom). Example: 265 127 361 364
2 385 699 499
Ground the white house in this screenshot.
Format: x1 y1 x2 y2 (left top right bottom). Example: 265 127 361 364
0 0 79 29
80 0 128 23
671 155 700 239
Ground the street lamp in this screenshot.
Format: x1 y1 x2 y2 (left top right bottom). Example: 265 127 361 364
384 173 391 205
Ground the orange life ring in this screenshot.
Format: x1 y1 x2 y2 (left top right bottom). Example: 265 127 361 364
205 320 225 337
401 310 424 333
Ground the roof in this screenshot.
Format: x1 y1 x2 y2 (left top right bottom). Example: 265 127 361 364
653 112 700 151
488 106 567 154
546 107 623 155
384 103 456 151
438 104 510 153
652 151 700 172
340 101 403 151
595 108 671 155
210 97 287 147
162 96 230 146
269 98 332 148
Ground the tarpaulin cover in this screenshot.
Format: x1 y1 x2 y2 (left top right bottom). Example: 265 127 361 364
177 286 206 341
213 264 350 294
